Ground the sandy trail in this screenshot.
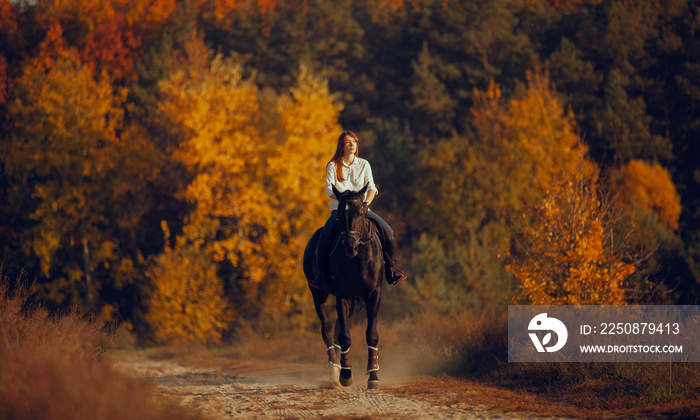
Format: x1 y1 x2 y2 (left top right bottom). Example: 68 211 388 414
112 354 530 419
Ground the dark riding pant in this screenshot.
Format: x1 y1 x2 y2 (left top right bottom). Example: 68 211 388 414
367 210 394 241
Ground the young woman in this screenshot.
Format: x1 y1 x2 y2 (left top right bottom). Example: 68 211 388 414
312 130 406 288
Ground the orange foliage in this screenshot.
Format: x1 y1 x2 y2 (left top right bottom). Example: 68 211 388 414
23 23 72 75
7 45 126 277
114 0 178 28
365 0 406 23
209 0 278 22
608 159 681 230
40 0 178 29
80 15 141 82
485 71 586 195
0 0 17 37
507 163 635 305
474 73 637 304
468 72 595 216
36 0 117 31
30 1 153 81
3 27 160 312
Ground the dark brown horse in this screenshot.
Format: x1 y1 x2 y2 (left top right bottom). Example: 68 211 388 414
303 184 384 389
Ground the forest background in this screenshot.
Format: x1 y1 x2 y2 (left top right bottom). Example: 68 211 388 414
1 0 699 345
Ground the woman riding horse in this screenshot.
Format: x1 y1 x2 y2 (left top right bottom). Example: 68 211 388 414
311 130 406 290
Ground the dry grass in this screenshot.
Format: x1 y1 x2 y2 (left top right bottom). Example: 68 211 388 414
0 274 206 420
5 262 695 419
386 310 700 417
220 309 699 417
385 375 611 419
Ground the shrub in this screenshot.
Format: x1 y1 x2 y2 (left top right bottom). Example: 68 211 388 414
0 272 205 420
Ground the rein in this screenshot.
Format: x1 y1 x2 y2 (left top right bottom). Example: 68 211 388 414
340 227 373 247
339 201 373 248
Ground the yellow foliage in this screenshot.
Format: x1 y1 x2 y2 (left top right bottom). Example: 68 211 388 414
3 24 162 310
158 54 341 329
477 73 637 304
506 165 636 304
6 44 125 278
420 72 636 304
608 159 681 230
474 72 587 199
145 223 235 345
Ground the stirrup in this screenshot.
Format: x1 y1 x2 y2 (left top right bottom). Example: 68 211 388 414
387 267 407 285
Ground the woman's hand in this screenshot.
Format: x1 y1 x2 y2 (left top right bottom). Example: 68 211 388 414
364 189 376 206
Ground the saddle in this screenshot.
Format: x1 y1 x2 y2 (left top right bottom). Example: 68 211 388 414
368 218 389 250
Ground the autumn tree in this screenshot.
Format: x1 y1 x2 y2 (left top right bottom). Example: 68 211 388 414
507 159 636 305
262 66 344 328
155 51 341 333
606 159 688 303
608 160 681 231
416 73 593 245
415 72 637 305
494 73 636 304
145 222 234 345
3 25 159 313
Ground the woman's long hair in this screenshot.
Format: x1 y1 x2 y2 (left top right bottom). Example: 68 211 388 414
330 131 359 182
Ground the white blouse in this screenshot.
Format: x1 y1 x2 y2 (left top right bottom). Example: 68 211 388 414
326 157 378 211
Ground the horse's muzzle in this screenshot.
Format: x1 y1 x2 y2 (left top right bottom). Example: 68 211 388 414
341 236 359 258
341 231 362 258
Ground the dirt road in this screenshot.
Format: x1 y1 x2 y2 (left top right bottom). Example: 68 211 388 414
112 353 535 419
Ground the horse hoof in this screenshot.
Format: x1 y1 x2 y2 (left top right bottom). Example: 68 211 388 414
339 369 353 387
327 363 341 388
367 380 380 390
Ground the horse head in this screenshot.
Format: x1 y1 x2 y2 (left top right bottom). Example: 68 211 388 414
332 183 370 258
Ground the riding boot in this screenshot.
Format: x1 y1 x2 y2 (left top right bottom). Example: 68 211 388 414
383 240 407 285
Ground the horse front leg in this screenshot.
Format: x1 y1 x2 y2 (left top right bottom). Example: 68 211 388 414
366 289 381 389
336 297 353 387
311 288 340 388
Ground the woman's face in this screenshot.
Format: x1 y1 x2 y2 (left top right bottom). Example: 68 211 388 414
343 135 357 157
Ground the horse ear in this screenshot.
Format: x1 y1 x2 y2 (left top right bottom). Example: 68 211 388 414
332 184 342 198
358 183 368 195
